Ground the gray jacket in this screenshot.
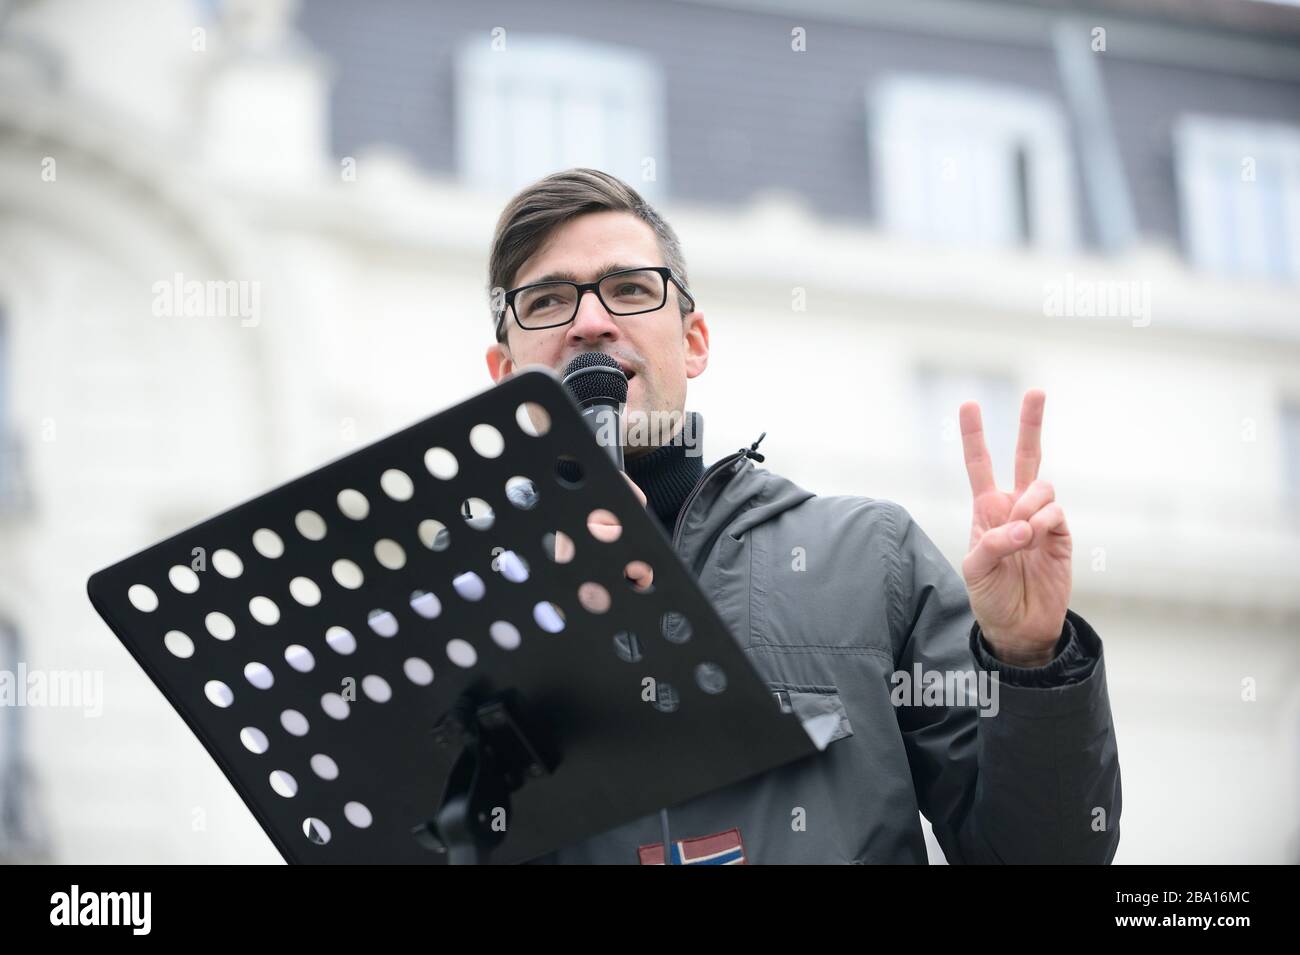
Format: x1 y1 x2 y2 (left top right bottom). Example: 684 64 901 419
533 432 1122 864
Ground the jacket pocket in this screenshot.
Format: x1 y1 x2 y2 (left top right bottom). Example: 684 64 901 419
768 683 855 750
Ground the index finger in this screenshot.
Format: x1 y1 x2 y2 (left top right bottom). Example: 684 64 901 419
1014 389 1045 493
959 401 997 496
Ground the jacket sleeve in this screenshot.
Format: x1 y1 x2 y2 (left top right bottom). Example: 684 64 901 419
973 615 1099 686
884 501 1122 864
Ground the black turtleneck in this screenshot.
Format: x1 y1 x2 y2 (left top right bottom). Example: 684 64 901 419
624 411 705 536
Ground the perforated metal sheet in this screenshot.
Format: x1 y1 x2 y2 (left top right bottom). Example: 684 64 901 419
87 369 815 863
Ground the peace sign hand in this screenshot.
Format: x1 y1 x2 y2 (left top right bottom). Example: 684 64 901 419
959 389 1072 668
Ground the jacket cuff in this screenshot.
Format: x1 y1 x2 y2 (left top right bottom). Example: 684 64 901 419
971 609 1099 688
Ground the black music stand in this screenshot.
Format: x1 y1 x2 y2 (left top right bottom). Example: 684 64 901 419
87 369 819 863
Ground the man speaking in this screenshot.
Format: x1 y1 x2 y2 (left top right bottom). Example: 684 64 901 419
483 168 1121 864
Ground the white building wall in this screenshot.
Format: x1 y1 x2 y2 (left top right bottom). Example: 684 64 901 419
0 0 1295 863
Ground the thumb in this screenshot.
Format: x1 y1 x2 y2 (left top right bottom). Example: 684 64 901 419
963 520 1032 581
622 472 648 508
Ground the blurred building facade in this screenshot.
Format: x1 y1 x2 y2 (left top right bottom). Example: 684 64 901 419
0 0 1297 863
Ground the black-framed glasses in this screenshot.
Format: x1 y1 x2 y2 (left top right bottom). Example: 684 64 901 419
496 266 695 339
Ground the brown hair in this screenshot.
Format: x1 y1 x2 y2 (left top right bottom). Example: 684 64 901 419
487 168 692 342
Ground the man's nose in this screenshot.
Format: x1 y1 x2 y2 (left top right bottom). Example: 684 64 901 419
567 288 621 343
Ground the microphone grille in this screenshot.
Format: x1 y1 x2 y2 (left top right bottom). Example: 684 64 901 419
561 352 628 405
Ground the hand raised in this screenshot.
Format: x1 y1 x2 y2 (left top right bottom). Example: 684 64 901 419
959 389 1072 667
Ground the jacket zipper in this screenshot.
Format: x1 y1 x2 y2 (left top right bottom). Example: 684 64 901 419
659 431 766 852
670 431 768 553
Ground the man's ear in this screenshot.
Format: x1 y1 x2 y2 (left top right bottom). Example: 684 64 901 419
486 340 515 383
683 312 709 380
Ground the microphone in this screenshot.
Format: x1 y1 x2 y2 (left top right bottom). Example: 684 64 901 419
561 352 628 470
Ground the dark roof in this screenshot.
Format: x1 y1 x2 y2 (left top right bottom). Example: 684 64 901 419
1012 0 1300 39
297 0 1300 254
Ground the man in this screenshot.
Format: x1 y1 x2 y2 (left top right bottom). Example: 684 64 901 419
484 167 1121 864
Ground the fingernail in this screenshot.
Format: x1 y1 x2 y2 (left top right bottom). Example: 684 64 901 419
1011 522 1030 542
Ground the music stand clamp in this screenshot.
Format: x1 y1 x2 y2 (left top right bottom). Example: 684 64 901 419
412 689 556 864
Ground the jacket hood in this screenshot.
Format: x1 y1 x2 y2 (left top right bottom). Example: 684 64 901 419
675 416 817 564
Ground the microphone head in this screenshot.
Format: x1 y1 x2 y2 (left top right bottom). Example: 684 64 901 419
561 352 628 406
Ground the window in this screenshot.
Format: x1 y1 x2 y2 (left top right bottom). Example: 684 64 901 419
869 76 1078 251
1174 116 1300 281
916 366 1017 488
454 34 666 198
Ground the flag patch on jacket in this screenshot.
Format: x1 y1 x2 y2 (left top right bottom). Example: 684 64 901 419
638 828 746 865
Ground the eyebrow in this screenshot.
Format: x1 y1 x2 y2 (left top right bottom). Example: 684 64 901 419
518 261 647 287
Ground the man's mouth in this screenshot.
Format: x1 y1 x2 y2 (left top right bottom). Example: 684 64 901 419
600 357 635 381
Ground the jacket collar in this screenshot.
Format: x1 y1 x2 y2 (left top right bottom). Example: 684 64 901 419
673 426 817 569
